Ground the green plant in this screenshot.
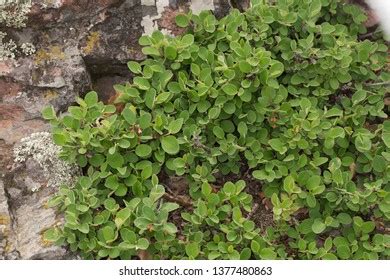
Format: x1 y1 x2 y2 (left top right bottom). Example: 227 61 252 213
43 0 390 260
181 180 259 260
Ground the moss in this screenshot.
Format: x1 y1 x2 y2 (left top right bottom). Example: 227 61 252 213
83 31 100 55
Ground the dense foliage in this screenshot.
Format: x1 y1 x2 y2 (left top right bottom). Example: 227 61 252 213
42 0 389 260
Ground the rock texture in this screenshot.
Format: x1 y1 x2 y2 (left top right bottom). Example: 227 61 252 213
0 0 236 259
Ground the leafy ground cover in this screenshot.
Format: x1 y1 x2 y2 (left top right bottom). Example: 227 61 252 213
42 0 389 260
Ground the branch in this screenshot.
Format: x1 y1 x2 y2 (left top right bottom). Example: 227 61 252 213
163 193 193 208
246 203 259 220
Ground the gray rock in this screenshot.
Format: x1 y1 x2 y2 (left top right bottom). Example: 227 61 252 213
2 158 76 259
0 178 13 260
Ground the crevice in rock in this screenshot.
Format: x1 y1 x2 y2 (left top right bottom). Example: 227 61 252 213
1 173 21 259
84 60 132 103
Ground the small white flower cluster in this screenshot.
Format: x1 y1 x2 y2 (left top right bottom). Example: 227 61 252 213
13 132 80 190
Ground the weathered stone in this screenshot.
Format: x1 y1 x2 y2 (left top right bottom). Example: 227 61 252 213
0 178 12 259
5 160 72 259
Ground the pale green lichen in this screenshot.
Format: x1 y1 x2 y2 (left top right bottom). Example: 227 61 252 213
0 1 35 60
0 31 17 59
20 42 35 55
0 1 31 28
13 132 80 191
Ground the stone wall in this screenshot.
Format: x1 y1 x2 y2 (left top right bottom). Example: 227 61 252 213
0 0 245 259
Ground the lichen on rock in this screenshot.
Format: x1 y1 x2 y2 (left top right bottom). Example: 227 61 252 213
13 131 80 190
0 0 35 60
0 0 31 29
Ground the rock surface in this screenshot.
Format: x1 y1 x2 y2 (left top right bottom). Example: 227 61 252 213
0 0 234 259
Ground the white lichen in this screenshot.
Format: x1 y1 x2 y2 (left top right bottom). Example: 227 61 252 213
20 42 35 55
190 0 215 14
13 132 80 190
141 0 171 35
0 1 34 60
0 1 31 28
0 31 17 60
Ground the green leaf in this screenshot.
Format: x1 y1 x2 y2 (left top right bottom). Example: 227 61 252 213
309 0 322 17
122 107 136 125
355 135 371 152
312 219 326 234
52 133 68 146
107 152 124 169
133 77 151 90
223 182 236 196
268 138 287 154
135 144 152 158
105 175 119 191
99 226 116 243
327 127 345 139
161 135 180 155
306 175 321 190
150 185 165 203
139 35 152 46
283 175 301 194
382 121 390 148
84 91 98 106
68 106 85 120
42 106 56 120
78 223 89 234
104 197 118 212
291 74 305 85
213 126 225 139
137 238 150 250
185 242 200 259
197 200 207 217
239 61 252 73
115 208 131 228
181 34 194 47
221 83 238 96
139 113 152 129
361 221 376 234
120 228 136 244
168 118 184 134
259 248 277 259
269 61 284 77
164 45 177 60
352 90 367 105
321 22 335 34
127 61 142 74
237 122 248 138
337 245 351 260
141 164 153 179
142 46 160 56
43 228 61 242
175 14 189 28
161 202 180 213
337 213 352 225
